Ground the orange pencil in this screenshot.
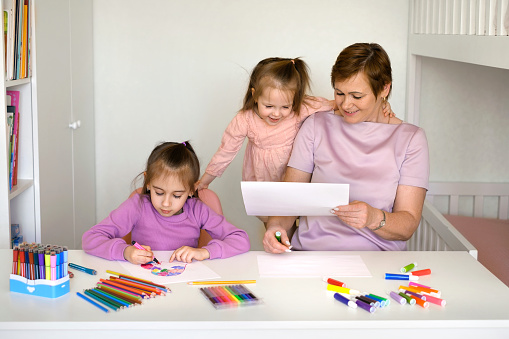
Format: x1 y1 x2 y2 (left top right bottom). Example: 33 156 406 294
110 276 164 295
99 278 153 297
106 270 168 290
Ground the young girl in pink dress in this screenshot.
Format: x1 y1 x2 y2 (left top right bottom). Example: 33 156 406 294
197 57 393 222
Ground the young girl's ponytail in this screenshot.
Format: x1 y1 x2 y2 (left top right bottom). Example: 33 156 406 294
242 57 311 115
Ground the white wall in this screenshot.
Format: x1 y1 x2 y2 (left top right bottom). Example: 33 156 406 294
419 58 509 183
419 58 509 217
93 0 410 250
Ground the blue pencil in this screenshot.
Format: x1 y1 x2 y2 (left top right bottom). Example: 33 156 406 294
76 292 109 313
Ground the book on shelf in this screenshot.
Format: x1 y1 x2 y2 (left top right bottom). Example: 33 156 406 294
6 90 20 189
3 0 30 80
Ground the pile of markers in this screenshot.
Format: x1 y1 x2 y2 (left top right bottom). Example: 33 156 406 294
12 242 68 281
384 262 432 282
77 270 169 313
386 262 446 308
389 282 446 308
324 277 389 313
199 284 262 309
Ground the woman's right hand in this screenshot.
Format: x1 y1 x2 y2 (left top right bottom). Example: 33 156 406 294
263 228 292 254
123 245 155 265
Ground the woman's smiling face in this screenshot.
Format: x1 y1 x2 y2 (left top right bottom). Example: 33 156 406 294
334 72 387 124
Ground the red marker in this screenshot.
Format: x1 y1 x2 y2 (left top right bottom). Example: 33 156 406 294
322 277 346 287
12 247 19 275
410 268 431 276
19 250 25 278
28 249 35 280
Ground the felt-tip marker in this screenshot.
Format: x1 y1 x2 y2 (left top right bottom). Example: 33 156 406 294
132 241 160 264
275 231 282 243
400 262 417 273
68 263 97 275
322 277 346 287
274 231 292 252
333 293 357 308
385 273 419 281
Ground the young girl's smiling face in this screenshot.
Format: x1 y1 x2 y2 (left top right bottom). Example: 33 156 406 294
255 87 294 126
147 174 193 217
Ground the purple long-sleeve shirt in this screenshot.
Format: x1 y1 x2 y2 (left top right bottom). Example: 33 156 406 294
82 194 250 261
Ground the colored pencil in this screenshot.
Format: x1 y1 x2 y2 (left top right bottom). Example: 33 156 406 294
110 276 164 295
99 278 152 297
91 288 132 308
97 281 147 299
187 280 256 285
106 270 168 290
118 276 168 293
96 284 143 304
84 290 120 311
77 292 109 313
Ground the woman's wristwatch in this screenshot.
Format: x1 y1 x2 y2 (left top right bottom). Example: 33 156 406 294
372 210 386 231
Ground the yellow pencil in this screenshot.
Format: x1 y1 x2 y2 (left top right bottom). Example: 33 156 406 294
187 280 256 285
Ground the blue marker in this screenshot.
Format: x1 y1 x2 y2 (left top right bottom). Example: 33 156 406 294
63 247 68 276
333 293 357 308
56 249 62 279
385 273 419 281
69 263 97 275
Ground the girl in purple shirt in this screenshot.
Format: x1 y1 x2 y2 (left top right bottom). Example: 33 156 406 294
82 141 250 264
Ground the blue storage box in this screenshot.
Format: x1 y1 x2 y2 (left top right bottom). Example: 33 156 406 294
10 274 70 298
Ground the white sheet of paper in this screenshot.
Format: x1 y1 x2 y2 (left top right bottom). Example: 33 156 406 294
241 181 349 216
118 251 220 285
257 253 372 277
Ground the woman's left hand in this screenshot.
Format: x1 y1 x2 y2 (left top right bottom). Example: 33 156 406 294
330 200 380 230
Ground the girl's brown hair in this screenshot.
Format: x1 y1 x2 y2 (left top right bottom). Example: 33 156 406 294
331 43 392 99
135 141 200 197
242 57 311 115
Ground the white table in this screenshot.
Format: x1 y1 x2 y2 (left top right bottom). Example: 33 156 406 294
1 250 509 338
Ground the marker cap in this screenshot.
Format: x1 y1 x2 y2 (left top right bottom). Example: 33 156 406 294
400 262 417 273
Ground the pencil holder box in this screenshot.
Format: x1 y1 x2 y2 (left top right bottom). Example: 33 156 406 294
10 274 70 298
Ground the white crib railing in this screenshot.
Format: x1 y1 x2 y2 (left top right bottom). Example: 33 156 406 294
412 0 509 36
407 200 478 258
426 182 509 219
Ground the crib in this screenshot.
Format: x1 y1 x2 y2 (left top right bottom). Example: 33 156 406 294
408 182 509 286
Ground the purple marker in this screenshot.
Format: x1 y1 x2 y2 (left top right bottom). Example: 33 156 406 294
355 299 375 313
389 291 407 305
38 250 45 279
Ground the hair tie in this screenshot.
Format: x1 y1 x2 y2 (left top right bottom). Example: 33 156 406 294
291 59 295 65
182 142 187 146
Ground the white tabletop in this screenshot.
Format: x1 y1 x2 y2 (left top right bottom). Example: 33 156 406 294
1 250 509 338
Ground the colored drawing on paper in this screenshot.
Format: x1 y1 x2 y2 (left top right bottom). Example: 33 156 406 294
141 262 187 276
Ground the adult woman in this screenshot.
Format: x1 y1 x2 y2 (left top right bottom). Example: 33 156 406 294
263 43 429 253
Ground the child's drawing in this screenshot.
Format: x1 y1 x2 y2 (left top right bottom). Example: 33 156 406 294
141 261 186 276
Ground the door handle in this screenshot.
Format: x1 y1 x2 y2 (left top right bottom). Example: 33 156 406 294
69 120 81 130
